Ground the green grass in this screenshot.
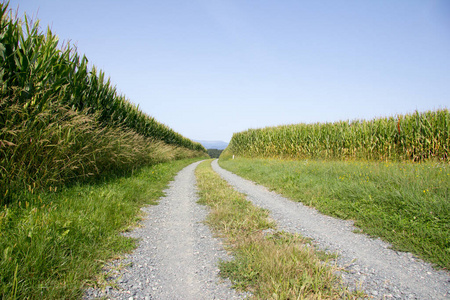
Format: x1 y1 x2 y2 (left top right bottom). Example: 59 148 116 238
219 157 450 270
0 158 203 299
195 160 363 299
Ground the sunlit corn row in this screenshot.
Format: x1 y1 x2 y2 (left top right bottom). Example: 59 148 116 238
0 3 205 152
0 3 206 205
228 109 449 162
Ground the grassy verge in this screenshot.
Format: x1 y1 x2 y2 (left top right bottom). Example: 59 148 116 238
195 160 362 299
0 158 204 299
219 157 450 270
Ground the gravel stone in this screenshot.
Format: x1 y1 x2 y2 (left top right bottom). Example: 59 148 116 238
84 161 247 299
212 159 450 299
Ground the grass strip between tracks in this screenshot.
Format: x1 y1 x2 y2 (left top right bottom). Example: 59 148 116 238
219 157 450 270
0 158 204 299
195 160 363 299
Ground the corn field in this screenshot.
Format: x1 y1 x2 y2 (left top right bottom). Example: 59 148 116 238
228 109 450 162
0 3 206 205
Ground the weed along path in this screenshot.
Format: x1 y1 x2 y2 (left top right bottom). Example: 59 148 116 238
211 160 450 299
84 161 244 300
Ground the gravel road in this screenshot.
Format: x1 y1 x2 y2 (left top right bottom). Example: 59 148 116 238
84 161 245 300
212 159 450 299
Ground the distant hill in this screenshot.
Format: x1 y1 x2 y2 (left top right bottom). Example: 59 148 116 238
195 140 229 150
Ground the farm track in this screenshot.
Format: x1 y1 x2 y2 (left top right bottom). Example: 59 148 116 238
85 160 450 299
212 159 450 299
84 161 245 300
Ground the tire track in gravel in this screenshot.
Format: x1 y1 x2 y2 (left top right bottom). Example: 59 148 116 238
84 161 245 300
212 159 450 300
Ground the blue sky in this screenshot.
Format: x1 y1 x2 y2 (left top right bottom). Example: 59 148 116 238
9 0 450 142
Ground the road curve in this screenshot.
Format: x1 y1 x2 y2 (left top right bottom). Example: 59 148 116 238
212 159 450 300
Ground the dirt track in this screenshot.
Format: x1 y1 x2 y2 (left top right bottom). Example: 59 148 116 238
212 159 450 299
85 160 450 299
84 161 245 300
